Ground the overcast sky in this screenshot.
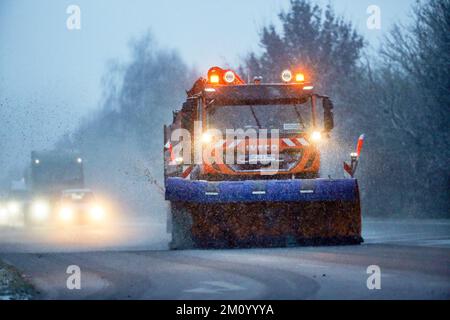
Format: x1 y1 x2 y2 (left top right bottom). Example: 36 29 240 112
0 0 415 179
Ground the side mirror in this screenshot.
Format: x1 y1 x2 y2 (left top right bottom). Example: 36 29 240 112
180 100 196 131
323 98 334 132
172 110 179 123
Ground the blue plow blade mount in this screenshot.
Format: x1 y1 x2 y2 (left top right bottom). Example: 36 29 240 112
165 177 359 204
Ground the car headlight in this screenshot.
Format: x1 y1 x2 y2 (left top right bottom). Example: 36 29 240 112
0 206 8 221
7 201 21 214
59 206 74 221
31 200 50 220
89 205 105 221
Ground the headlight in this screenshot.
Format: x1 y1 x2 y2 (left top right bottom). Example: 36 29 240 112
310 131 322 142
7 201 21 214
174 157 184 164
281 69 293 82
59 206 74 221
223 70 236 83
0 206 8 221
201 132 212 144
31 200 50 220
89 205 105 221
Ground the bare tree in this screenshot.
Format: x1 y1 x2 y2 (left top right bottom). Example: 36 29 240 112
377 0 450 216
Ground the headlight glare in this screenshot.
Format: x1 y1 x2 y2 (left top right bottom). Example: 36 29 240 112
310 131 322 142
89 205 105 221
31 200 50 221
59 206 74 221
7 201 21 214
201 132 212 144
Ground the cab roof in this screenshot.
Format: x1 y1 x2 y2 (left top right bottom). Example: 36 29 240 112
203 84 312 106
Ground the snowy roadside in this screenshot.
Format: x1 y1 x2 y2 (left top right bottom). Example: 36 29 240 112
0 260 35 300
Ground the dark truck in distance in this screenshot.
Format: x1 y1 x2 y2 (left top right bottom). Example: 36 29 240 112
25 150 85 225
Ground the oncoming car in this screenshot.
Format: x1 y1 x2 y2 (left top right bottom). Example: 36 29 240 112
56 189 106 225
0 191 29 227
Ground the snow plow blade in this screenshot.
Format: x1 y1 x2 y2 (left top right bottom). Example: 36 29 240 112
166 177 362 249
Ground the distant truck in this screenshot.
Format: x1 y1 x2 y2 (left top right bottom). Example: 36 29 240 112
29 150 84 196
0 150 105 227
24 150 85 225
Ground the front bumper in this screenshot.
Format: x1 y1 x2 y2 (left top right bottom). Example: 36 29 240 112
165 177 359 204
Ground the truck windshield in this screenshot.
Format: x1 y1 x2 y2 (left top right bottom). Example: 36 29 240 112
207 102 312 132
33 161 83 188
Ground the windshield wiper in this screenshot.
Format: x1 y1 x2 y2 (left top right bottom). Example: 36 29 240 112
249 105 262 129
293 105 306 131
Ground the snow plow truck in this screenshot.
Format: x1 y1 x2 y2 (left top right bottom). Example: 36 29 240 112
164 67 364 249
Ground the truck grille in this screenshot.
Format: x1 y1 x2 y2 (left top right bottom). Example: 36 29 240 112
228 150 303 172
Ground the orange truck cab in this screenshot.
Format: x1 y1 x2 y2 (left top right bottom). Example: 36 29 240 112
165 67 335 181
